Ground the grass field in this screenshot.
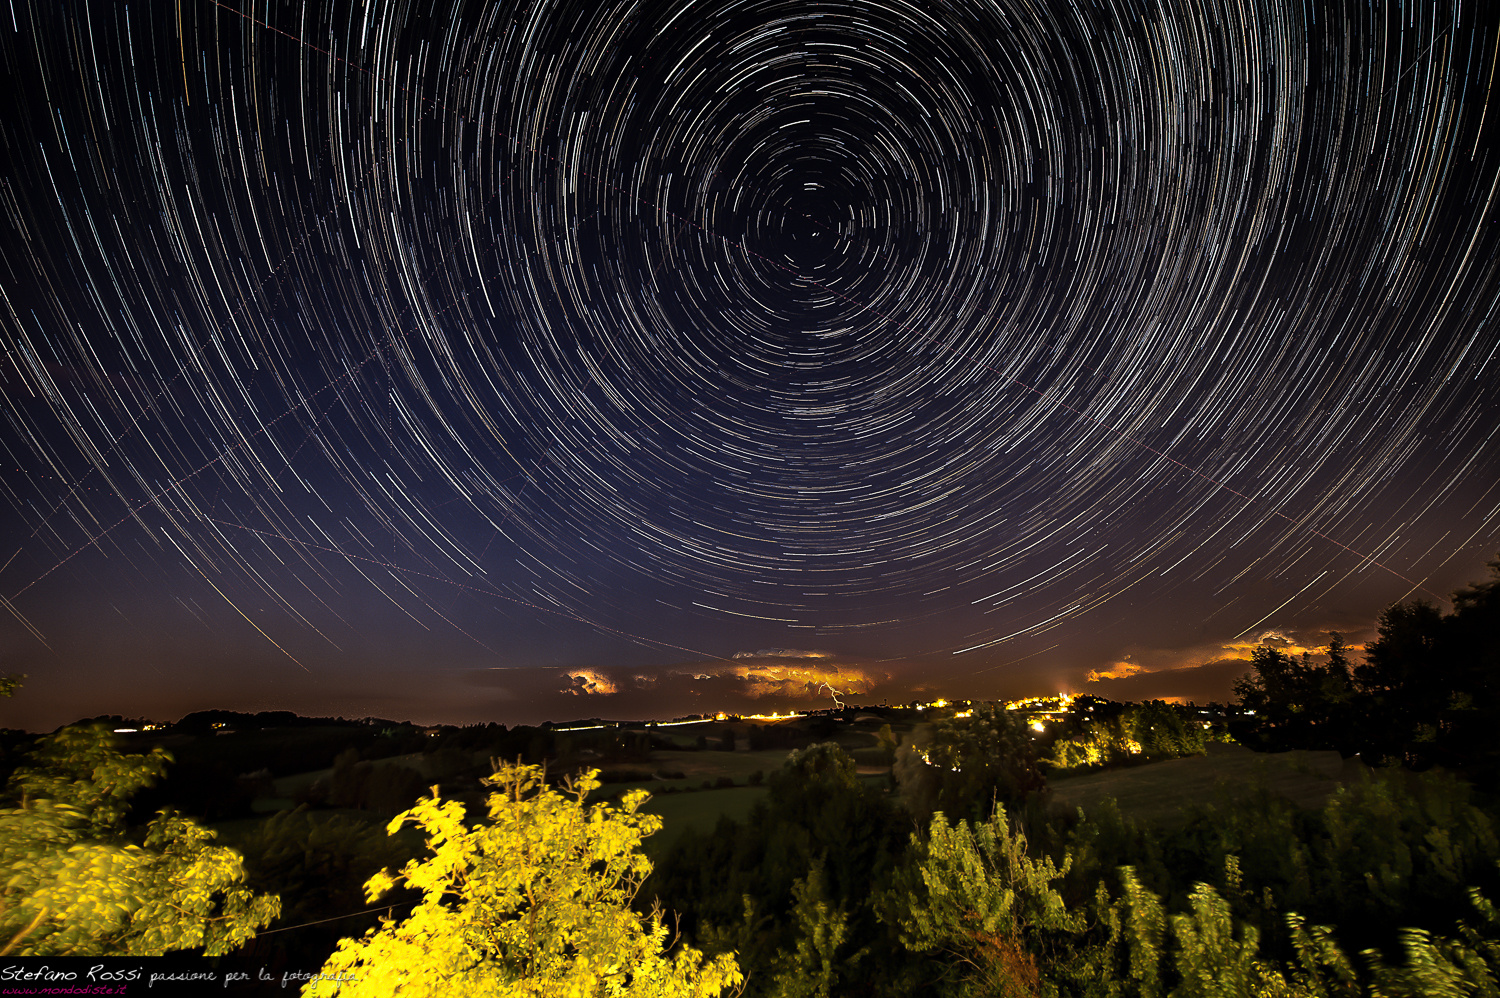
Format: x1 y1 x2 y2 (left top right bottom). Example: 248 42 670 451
591 748 795 798
210 806 394 842
639 786 771 853
268 747 497 801
227 734 1370 869
1048 742 1366 825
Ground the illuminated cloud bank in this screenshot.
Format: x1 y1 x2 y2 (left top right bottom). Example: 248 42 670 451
560 654 877 702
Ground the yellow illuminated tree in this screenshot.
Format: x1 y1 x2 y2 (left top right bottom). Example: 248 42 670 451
304 763 741 997
0 723 278 956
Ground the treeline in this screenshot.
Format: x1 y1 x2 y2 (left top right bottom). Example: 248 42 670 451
1044 697 1223 772
1231 557 1500 774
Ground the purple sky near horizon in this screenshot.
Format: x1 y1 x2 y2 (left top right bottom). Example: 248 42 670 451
2 0 1498 733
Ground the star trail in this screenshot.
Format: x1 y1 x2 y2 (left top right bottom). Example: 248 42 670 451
1 0 1497 728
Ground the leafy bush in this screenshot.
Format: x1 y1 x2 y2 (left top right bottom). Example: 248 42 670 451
0 724 278 956
305 763 739 996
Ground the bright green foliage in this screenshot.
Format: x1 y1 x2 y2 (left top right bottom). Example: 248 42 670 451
1281 913 1360 998
1170 885 1306 997
1066 868 1359 998
880 777 1500 996
766 865 858 998
305 762 740 997
0 723 279 956
1362 880 1500 997
881 808 1366 997
896 704 1044 822
0 674 23 698
9 722 172 834
1046 767 1499 963
1050 717 1135 770
1049 702 1208 773
882 809 1081 996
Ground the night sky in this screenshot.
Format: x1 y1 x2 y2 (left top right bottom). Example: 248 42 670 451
2 0 1498 732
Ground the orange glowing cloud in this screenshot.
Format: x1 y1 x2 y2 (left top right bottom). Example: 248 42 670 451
722 661 875 699
1079 627 1370 702
1218 630 1350 660
1086 659 1144 682
562 670 618 696
543 654 878 702
1219 630 1288 655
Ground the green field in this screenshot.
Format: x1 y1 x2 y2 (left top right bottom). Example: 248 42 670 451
639 786 771 852
1048 742 1365 825
230 730 1368 867
210 806 395 843
591 748 795 798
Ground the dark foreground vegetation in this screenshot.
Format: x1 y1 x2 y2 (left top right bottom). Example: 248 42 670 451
0 557 1496 995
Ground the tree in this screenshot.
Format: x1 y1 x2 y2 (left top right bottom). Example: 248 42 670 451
1050 701 1211 771
765 865 858 998
0 723 278 956
1355 602 1446 703
882 809 1080 997
647 743 905 997
896 704 1043 823
1232 635 1352 751
304 762 740 997
1336 559 1500 767
1354 599 1463 764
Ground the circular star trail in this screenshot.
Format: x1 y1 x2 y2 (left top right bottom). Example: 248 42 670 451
1 0 1497 688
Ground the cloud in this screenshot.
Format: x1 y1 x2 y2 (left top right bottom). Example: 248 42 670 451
562 669 618 696
717 661 875 699
1081 657 1253 703
731 648 833 660
1074 626 1371 703
1218 630 1315 658
463 655 880 708
1085 657 1143 682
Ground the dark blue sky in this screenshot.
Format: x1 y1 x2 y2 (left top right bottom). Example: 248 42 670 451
2 0 1498 731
